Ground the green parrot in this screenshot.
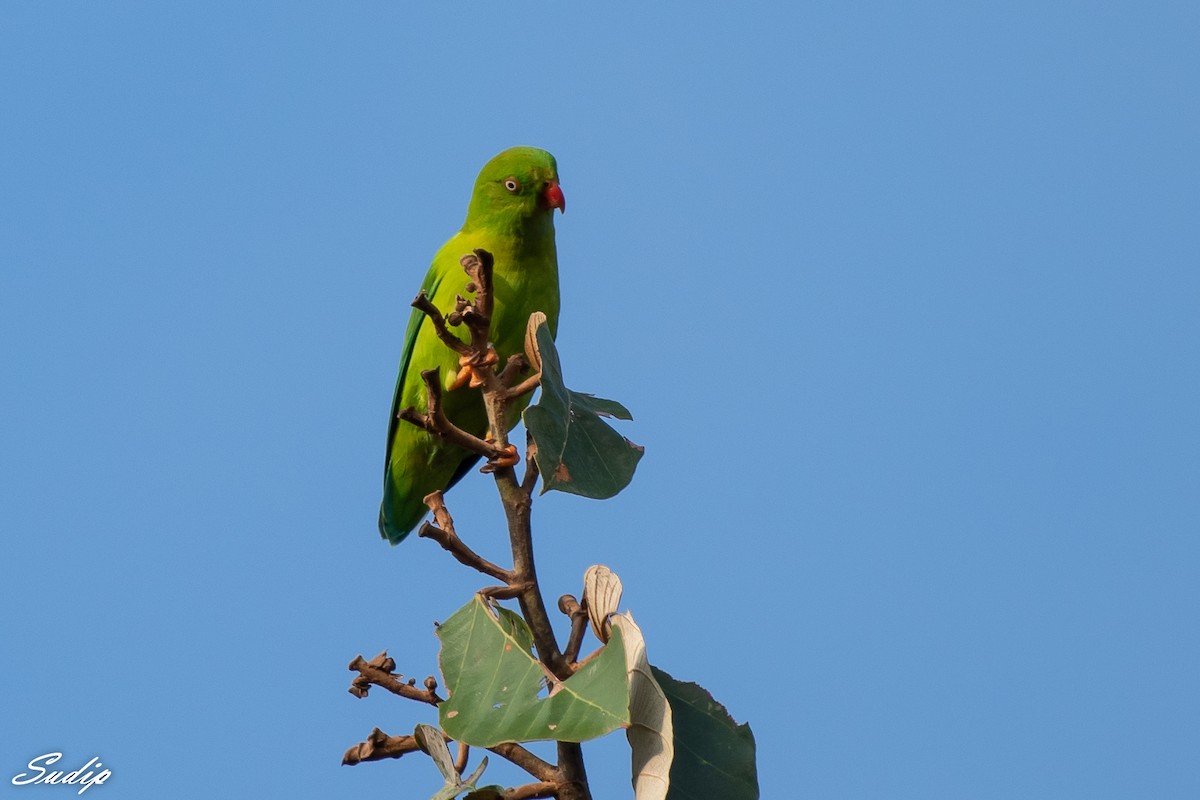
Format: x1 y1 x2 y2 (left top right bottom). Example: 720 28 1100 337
379 147 565 544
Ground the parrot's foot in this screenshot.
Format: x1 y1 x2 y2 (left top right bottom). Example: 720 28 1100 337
482 444 520 470
449 348 500 391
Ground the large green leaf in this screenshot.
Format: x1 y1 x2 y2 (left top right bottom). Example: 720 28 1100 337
523 323 644 498
437 595 630 747
651 667 759 800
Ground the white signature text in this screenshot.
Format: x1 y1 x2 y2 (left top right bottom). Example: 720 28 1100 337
12 753 110 795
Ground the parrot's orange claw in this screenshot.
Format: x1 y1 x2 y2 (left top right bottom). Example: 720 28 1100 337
449 364 473 391
452 349 498 390
490 444 520 468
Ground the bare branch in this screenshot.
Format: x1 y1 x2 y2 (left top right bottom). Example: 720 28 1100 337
497 352 530 386
556 742 591 800
480 581 534 602
396 369 512 465
424 489 458 535
417 492 513 582
347 652 441 705
557 595 589 665
454 741 470 777
488 743 558 784
418 521 513 583
411 291 471 357
505 370 543 401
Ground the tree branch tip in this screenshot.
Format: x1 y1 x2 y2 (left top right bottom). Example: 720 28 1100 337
557 595 581 616
341 729 419 766
368 651 396 671
410 291 434 310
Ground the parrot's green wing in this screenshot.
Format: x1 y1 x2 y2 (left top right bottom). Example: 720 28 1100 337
382 264 444 477
379 261 452 542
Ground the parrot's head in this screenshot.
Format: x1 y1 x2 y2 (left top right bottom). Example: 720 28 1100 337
465 147 565 230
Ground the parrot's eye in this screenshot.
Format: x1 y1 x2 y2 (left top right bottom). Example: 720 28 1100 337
503 177 521 193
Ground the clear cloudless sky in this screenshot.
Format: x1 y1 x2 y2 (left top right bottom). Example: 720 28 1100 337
2 2 1198 798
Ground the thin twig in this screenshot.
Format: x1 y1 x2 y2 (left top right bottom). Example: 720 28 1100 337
497 353 530 386
506 371 543 401
454 742 470 776
423 490 458 535
489 743 558 784
411 292 471 357
558 595 589 665
418 521 512 583
397 369 509 462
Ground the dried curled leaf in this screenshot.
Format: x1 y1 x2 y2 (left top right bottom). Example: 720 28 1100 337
613 614 673 800
583 565 624 644
414 724 456 782
524 311 547 373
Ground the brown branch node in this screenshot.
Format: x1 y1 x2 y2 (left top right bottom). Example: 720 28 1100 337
557 595 590 665
341 729 418 765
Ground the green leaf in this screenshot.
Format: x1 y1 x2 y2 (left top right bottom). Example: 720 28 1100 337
523 323 644 498
651 667 759 800
437 595 631 747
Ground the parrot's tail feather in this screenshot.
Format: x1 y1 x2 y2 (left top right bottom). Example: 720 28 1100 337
378 502 417 545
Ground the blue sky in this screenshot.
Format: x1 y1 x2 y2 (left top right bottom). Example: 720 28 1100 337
2 2 1198 798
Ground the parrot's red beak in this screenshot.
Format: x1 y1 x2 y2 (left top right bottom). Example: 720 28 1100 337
543 180 566 213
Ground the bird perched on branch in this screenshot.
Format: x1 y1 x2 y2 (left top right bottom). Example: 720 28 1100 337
379 147 565 544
